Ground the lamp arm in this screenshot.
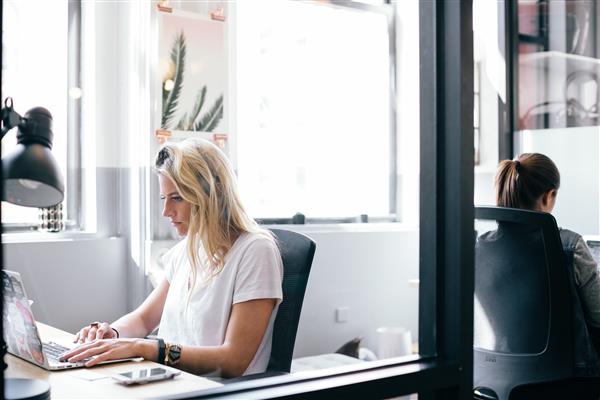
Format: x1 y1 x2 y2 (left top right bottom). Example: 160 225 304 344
1 97 23 140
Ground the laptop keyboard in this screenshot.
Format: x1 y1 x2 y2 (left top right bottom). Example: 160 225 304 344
43 341 90 363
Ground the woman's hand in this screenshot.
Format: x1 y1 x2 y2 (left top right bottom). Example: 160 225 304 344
60 338 156 367
74 322 117 344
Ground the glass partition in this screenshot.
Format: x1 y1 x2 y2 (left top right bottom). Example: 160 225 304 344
513 0 600 235
233 0 421 373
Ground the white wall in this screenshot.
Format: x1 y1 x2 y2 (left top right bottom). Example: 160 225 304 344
10 226 419 356
516 127 600 235
285 226 419 358
148 225 420 358
3 237 128 333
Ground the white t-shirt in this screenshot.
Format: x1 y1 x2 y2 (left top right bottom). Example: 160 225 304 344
157 232 283 375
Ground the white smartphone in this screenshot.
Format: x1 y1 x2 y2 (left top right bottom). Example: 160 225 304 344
112 367 180 385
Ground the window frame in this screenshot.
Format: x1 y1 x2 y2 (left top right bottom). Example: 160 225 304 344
498 0 518 161
155 1 475 398
1 2 5 398
1 0 83 232
66 0 83 231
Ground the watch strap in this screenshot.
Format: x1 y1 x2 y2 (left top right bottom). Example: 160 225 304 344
156 338 166 364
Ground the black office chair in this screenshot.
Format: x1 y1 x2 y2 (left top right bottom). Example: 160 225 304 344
473 206 600 400
225 228 316 382
267 228 316 373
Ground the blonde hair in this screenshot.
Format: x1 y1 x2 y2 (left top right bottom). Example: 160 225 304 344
155 138 268 290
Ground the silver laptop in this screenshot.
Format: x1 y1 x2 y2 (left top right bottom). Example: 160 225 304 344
3 270 138 370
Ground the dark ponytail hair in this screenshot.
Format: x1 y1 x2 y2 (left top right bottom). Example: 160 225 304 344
495 153 560 210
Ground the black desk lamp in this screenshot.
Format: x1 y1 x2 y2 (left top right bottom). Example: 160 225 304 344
2 97 65 207
2 97 64 400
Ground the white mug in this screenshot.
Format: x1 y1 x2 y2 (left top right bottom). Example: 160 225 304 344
376 326 413 359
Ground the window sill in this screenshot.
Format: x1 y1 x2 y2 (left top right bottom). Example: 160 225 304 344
261 221 419 234
2 230 110 244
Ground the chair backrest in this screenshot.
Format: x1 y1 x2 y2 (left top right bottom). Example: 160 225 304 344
473 206 574 400
267 228 316 373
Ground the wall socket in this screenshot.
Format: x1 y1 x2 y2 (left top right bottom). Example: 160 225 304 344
335 307 349 323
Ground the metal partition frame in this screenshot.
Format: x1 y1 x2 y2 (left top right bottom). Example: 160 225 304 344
1 0 4 396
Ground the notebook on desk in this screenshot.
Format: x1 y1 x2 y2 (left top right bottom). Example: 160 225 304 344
2 269 138 370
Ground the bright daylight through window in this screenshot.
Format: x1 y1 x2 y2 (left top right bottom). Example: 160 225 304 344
235 1 392 220
1 0 69 227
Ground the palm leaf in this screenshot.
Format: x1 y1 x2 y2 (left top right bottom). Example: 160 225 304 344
188 86 207 127
161 32 186 129
195 95 223 132
162 84 169 111
177 86 207 130
176 111 189 130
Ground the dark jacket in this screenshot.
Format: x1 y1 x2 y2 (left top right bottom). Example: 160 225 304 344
559 229 600 376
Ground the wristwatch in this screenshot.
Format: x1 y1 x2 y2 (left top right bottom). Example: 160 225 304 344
165 343 182 367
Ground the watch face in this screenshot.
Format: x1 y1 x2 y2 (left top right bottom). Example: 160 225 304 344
168 344 181 365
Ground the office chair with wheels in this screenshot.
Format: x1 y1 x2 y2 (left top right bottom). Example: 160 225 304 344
473 206 600 400
225 228 316 382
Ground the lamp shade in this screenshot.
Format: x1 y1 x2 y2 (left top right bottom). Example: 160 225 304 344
2 107 65 208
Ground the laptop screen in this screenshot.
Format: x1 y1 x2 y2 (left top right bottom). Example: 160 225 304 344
2 270 46 366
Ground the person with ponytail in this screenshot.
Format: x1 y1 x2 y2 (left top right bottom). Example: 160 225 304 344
61 138 283 378
495 153 600 330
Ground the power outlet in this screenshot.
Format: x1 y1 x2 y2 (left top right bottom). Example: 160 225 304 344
335 307 349 323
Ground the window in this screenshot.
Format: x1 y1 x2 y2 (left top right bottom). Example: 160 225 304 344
235 0 394 220
472 0 503 207
1 0 80 230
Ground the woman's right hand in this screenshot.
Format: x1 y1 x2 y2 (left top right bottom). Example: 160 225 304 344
74 322 117 344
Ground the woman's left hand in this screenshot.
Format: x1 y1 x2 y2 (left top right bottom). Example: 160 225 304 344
59 338 154 367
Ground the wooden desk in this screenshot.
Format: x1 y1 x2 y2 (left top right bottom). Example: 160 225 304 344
5 323 223 399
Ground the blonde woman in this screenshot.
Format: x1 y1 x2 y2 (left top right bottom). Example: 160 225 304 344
61 139 283 377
